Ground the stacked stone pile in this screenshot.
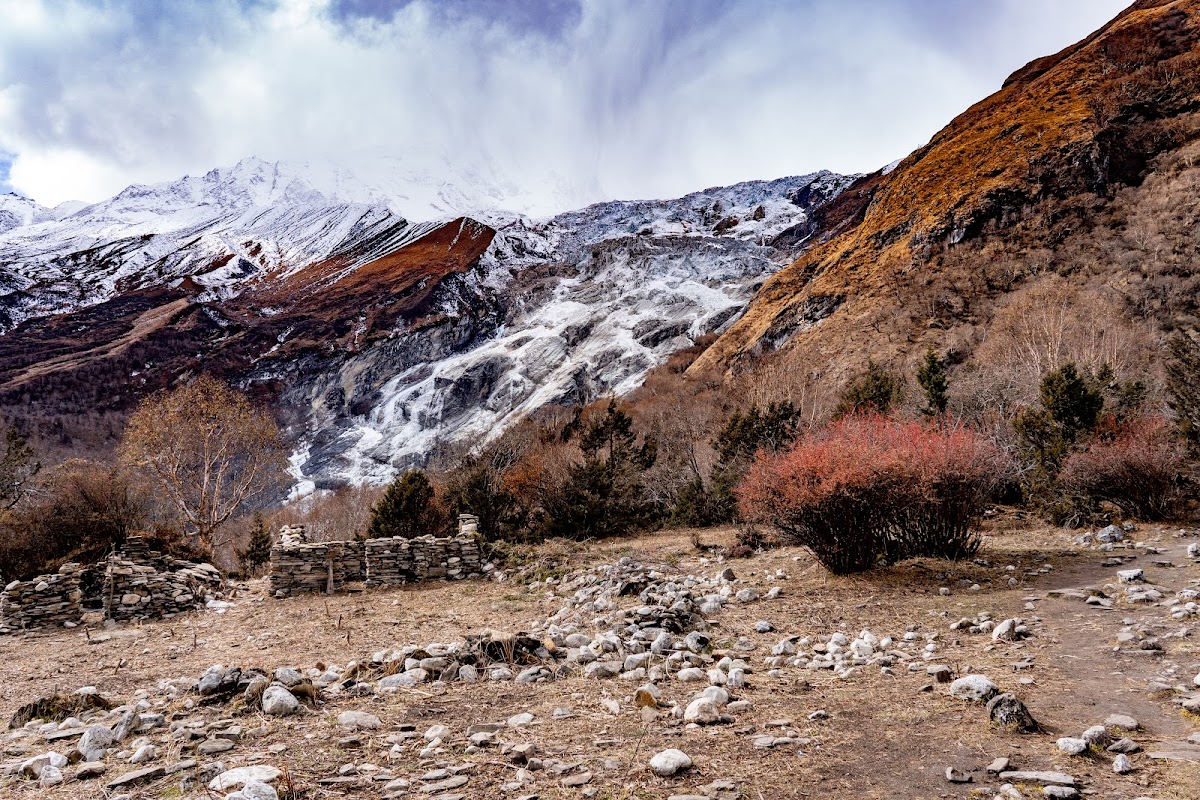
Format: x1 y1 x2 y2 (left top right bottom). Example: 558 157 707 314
104 558 223 622
0 563 84 634
0 538 224 633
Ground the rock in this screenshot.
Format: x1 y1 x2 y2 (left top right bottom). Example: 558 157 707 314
950 675 998 702
992 618 1023 642
198 664 226 695
1118 569 1145 584
232 780 280 800
199 738 236 755
380 669 427 689
1104 713 1139 731
260 685 299 716
560 771 593 787
507 712 535 727
1113 754 1134 773
944 767 972 783
998 771 1075 786
1042 787 1079 799
986 757 1010 773
649 749 693 777
75 761 107 779
337 711 382 730
39 764 64 786
1082 725 1111 747
987 693 1038 732
684 697 721 724
78 724 116 760
1108 737 1142 753
209 765 282 791
1056 737 1087 755
129 744 158 763
585 661 621 679
1096 524 1125 543
107 765 166 789
754 621 773 633
927 665 952 683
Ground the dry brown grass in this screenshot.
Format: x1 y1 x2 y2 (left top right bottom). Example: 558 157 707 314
2 520 1198 799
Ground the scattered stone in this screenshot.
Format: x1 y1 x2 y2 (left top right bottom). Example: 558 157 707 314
1056 737 1087 755
106 765 166 789
950 675 998 702
1042 787 1079 799
337 711 382 730
260 685 299 716
944 767 972 783
1113 754 1134 774
649 749 693 777
987 693 1038 733
986 758 1010 774
209 765 282 792
1108 738 1142 754
1104 714 1140 731
998 771 1075 786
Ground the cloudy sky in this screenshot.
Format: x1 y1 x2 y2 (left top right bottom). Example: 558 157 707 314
0 0 1129 214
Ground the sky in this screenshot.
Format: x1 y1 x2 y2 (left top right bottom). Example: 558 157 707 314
0 0 1131 215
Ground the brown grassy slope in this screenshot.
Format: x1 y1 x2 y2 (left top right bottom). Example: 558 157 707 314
692 0 1200 384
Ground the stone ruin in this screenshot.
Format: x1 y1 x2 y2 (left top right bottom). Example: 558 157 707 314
267 519 484 598
0 536 224 634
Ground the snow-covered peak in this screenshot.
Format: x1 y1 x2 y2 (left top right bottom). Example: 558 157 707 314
0 192 55 234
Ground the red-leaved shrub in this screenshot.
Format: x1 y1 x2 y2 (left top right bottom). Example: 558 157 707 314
1058 416 1187 520
738 415 1010 574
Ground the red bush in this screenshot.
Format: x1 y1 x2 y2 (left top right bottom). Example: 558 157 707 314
1058 416 1187 520
738 415 1010 573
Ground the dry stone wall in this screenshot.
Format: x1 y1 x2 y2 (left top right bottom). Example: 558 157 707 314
269 528 483 597
0 538 223 634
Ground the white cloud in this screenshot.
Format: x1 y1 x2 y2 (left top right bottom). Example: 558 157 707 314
0 0 1130 214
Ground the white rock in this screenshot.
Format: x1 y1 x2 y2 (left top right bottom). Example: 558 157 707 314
1056 737 1087 755
209 765 282 791
949 675 998 702
336 711 381 730
1112 754 1133 774
260 685 299 716
683 697 720 725
649 748 693 777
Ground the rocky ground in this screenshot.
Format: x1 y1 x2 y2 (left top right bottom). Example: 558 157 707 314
1 520 1198 800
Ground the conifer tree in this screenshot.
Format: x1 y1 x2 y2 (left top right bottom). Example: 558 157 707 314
916 349 949 418
367 469 435 539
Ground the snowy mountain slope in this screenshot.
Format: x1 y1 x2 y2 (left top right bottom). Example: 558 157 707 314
0 159 853 489
286 171 856 487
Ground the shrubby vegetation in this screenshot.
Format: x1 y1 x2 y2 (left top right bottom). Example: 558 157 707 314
2 318 1197 582
738 415 1010 574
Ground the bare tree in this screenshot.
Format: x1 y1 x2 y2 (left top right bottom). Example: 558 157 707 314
120 376 286 554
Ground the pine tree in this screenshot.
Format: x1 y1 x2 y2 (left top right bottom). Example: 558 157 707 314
542 400 658 540
238 512 273 575
916 349 949 418
834 362 902 418
367 469 435 539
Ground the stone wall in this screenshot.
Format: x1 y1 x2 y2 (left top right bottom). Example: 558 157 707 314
268 530 483 597
0 538 223 634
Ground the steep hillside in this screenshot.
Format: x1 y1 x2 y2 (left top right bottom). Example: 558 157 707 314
0 165 853 485
694 0 1200 396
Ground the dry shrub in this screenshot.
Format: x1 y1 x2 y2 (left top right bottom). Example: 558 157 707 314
0 459 147 580
1058 415 1189 520
738 415 1011 574
271 484 383 543
967 275 1153 417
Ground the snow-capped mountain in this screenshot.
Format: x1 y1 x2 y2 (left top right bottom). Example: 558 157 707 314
0 159 853 488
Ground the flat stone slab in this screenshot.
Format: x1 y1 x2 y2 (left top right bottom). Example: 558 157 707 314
998 771 1076 786
209 764 282 791
1148 744 1200 763
106 766 165 789
42 728 86 742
